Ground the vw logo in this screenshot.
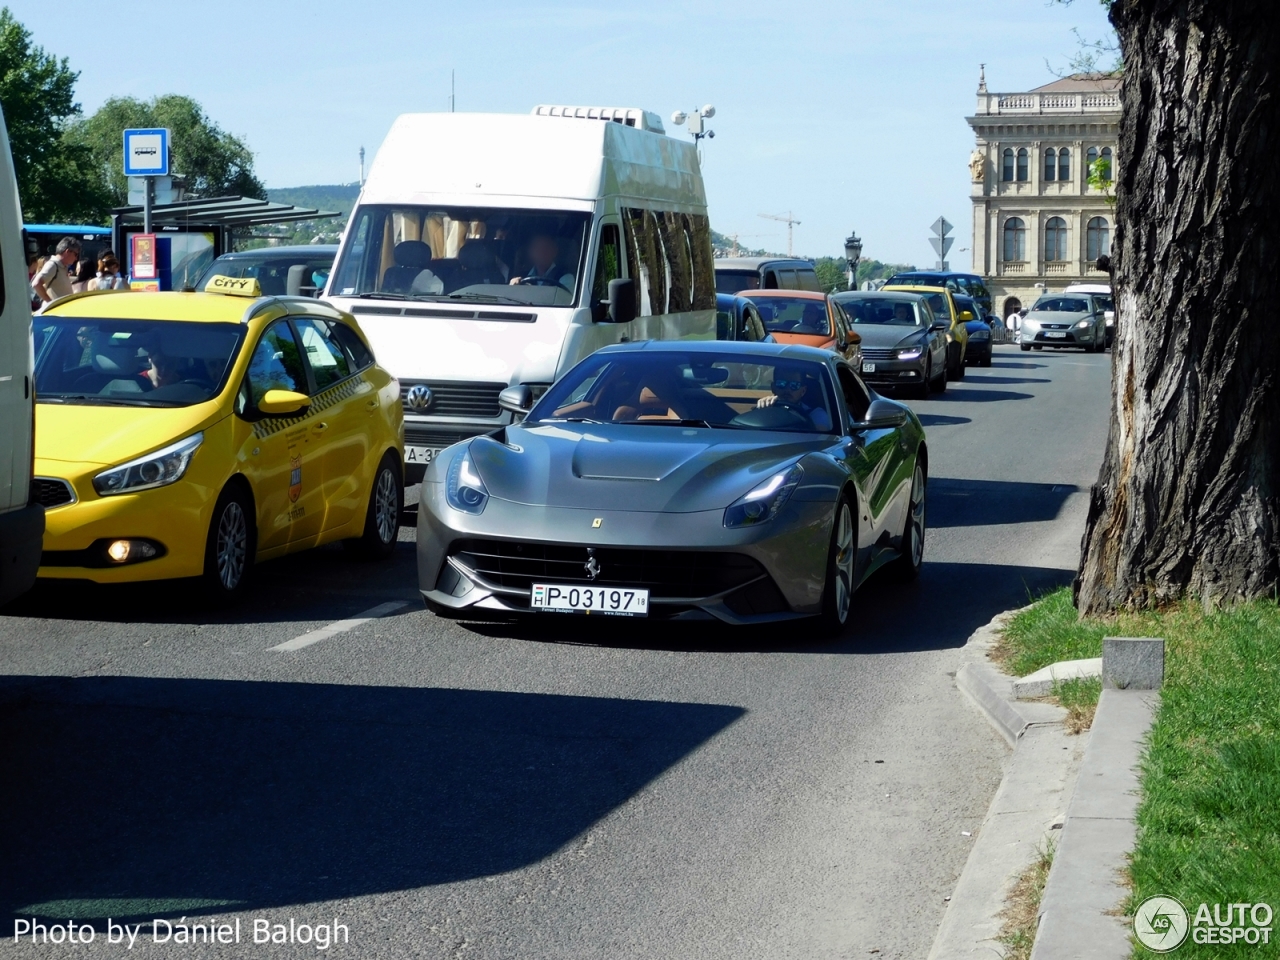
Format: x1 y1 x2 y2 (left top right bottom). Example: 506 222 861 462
584 548 602 581
405 384 434 412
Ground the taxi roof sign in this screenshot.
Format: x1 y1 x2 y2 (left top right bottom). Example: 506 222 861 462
204 274 262 297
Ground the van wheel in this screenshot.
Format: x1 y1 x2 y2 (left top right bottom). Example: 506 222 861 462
202 482 254 603
347 452 402 560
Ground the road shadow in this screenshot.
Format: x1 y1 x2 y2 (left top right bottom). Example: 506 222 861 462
922 389 1035 403
0 676 742 927
0 539 420 627
958 375 1051 385
986 361 1047 370
456 559 1072 658
930 478 1080 528
917 414 972 427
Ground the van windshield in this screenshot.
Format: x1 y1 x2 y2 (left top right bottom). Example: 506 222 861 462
715 270 761 294
329 205 591 307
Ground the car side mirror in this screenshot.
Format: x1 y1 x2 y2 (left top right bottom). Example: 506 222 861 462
930 320 950 331
851 398 908 431
259 389 310 416
499 385 534 415
598 278 635 324
959 310 975 322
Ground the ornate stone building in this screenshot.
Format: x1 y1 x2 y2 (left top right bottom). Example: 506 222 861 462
966 70 1120 317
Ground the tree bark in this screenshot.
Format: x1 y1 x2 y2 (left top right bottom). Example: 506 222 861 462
1076 0 1280 613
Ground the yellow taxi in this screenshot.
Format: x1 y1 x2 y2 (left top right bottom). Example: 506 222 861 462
881 284 970 380
31 277 404 600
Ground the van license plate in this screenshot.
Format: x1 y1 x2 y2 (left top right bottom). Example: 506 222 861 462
404 446 442 465
531 584 650 617
862 362 876 373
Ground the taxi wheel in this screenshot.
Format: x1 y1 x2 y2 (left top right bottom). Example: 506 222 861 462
347 452 402 560
202 483 255 602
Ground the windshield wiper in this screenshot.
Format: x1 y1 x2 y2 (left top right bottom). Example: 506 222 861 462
537 417 606 425
351 291 409 300
628 418 716 429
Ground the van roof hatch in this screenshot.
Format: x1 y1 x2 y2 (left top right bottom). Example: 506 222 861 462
531 105 666 134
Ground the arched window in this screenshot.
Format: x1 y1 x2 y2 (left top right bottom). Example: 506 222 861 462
1002 148 1014 182
1100 147 1113 181
1044 217 1068 262
1003 217 1027 261
1087 217 1110 262
1087 146 1098 167
1016 148 1028 182
1058 147 1071 181
1043 148 1056 181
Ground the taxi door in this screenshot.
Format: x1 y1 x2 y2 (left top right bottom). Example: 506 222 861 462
293 318 371 535
238 319 325 551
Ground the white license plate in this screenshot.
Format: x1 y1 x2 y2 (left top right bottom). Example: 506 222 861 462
1045 331 1067 339
530 583 650 617
862 362 876 373
404 445 442 465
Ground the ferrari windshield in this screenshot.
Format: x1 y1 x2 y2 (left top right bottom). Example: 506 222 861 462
329 204 590 307
531 351 838 434
33 317 245 407
741 295 831 336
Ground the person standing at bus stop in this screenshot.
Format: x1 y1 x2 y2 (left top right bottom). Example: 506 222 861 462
31 237 80 310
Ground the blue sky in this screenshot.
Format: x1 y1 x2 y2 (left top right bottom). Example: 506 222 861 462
14 0 1113 267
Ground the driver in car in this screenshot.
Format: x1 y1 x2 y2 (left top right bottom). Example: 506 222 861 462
143 349 183 389
756 367 833 431
511 233 574 291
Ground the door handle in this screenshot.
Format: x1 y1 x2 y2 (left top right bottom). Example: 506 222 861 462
312 422 329 433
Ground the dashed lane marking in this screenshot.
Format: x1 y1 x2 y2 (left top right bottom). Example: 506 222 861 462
268 601 412 652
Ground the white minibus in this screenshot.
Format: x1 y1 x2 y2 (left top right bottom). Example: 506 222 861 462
325 105 716 481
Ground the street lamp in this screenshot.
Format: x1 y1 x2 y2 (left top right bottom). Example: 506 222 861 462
843 230 863 290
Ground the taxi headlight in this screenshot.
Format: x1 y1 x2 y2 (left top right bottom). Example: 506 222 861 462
93 433 203 496
724 463 803 528
446 447 489 515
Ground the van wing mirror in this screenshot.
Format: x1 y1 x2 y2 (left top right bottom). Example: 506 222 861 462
499 385 534 415
603 278 636 324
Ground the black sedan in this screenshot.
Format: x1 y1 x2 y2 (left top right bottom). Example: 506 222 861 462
832 291 949 398
715 293 770 342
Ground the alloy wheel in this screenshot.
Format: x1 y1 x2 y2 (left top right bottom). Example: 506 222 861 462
834 502 854 623
216 501 248 591
908 464 926 567
374 467 398 544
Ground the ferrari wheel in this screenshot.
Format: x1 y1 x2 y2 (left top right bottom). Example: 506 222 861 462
818 498 856 637
891 461 927 581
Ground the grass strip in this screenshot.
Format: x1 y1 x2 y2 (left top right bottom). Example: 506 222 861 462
996 840 1056 960
995 587 1280 958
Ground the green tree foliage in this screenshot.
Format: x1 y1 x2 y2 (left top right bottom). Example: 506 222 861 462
0 8 111 223
65 95 266 205
812 256 918 293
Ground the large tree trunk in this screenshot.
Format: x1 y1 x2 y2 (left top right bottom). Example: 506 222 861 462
1075 0 1280 614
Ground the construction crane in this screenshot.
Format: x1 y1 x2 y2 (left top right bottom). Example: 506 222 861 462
724 232 769 257
759 211 800 257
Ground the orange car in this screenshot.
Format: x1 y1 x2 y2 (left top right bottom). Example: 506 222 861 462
742 290 862 366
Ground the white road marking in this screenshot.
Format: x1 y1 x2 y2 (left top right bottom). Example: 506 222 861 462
269 601 411 652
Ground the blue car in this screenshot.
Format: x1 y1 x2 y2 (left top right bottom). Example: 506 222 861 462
954 293 993 367
715 293 770 342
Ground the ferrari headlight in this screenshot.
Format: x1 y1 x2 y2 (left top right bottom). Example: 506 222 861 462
724 463 803 528
93 433 203 496
446 447 489 515
895 347 924 360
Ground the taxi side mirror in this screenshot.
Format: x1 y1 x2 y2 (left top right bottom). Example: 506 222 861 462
959 310 975 322
259 389 310 416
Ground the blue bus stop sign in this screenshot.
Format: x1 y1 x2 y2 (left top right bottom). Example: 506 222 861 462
123 128 170 177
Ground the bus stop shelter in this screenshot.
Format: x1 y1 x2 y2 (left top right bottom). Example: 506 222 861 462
110 195 341 290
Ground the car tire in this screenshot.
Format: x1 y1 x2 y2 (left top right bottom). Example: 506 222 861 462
347 451 402 560
202 481 255 603
817 497 857 638
931 355 947 393
980 354 992 367
946 344 960 380
1020 343 1032 352
1033 345 1043 351
913 360 931 399
955 354 966 379
890 460 927 582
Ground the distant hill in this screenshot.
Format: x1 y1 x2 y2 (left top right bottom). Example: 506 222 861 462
266 184 361 217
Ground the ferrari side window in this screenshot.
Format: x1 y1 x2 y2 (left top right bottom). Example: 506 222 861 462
837 366 870 423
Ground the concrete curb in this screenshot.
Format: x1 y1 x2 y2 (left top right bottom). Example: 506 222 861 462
1029 689 1158 960
928 609 1082 960
1013 657 1103 699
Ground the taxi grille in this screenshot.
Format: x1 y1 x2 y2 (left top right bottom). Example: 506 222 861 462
448 540 766 604
31 478 75 508
399 380 506 418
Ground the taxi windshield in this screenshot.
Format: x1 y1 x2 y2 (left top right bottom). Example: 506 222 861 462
741 294 831 336
33 317 245 407
329 204 591 307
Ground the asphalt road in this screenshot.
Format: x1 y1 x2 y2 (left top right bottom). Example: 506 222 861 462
0 343 1113 959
